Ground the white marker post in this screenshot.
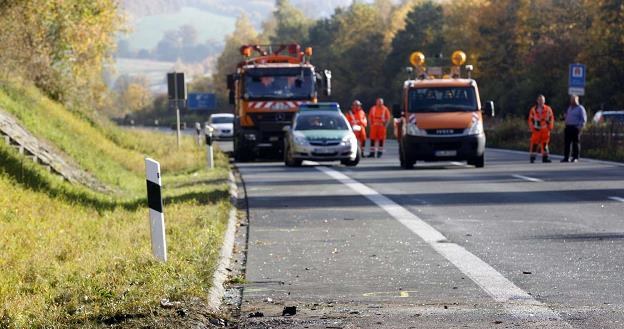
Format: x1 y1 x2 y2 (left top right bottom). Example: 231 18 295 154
205 126 214 169
145 158 167 262
195 122 202 146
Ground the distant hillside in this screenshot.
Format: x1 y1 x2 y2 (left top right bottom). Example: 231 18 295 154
119 6 236 50
120 0 368 22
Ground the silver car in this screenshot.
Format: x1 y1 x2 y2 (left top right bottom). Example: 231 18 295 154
283 109 360 167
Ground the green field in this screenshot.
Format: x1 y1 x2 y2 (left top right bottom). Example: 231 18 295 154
122 7 236 50
0 81 231 327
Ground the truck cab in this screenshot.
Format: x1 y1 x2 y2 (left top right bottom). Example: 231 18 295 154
227 44 331 162
393 51 494 169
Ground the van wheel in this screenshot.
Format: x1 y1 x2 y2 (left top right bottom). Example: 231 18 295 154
472 154 485 168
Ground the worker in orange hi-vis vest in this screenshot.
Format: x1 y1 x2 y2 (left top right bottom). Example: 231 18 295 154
528 94 555 163
367 98 392 158
345 100 367 155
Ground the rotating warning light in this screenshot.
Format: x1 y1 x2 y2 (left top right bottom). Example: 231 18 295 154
451 50 466 66
305 47 313 57
240 46 252 57
409 51 425 67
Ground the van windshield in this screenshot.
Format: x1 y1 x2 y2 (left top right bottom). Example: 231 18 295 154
408 87 477 113
243 67 315 100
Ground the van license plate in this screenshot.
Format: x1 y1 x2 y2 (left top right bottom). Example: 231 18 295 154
269 136 279 142
435 150 457 157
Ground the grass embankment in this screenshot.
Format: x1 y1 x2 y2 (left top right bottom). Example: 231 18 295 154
486 117 624 162
0 81 232 327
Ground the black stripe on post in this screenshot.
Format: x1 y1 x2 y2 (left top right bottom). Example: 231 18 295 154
146 180 163 213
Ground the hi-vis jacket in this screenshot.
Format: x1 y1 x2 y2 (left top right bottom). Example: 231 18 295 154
368 105 391 127
528 105 554 132
346 108 367 129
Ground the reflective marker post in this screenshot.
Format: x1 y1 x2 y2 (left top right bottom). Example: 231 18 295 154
205 126 214 169
195 122 202 146
145 158 167 262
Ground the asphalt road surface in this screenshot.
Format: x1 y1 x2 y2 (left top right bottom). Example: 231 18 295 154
233 140 624 328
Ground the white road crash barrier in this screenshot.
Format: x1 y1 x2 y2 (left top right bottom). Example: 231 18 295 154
145 158 167 262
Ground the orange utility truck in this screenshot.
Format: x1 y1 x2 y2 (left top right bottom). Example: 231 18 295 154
226 44 331 161
392 51 495 169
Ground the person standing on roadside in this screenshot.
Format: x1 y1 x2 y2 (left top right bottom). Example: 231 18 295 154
562 95 587 162
345 100 367 155
527 95 554 163
367 98 391 158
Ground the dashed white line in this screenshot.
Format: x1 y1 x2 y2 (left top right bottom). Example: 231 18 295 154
512 174 544 182
608 196 624 203
317 166 566 323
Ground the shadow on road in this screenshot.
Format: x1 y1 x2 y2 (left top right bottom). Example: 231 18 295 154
247 188 624 209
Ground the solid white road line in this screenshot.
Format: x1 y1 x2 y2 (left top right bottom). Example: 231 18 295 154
608 196 624 203
512 174 544 182
317 166 566 323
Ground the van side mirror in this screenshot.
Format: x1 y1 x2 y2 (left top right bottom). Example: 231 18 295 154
229 90 235 105
392 104 402 119
226 74 234 90
484 101 495 117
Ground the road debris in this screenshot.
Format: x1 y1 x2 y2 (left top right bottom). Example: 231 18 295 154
159 298 180 309
282 306 297 316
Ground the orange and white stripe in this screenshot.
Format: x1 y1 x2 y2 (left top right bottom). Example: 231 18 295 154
471 112 480 124
248 101 306 109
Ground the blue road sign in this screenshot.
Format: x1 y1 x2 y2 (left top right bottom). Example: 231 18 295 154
187 93 216 111
568 63 586 96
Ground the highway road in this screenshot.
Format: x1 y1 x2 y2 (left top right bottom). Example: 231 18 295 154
231 140 624 328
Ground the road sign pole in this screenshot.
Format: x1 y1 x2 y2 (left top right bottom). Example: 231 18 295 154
145 158 167 262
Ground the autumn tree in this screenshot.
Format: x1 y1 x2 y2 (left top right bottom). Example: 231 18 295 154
308 3 390 107
268 0 313 44
580 0 624 110
212 14 262 109
0 0 122 109
384 1 445 103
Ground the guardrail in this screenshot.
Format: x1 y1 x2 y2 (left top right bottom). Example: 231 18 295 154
0 109 112 192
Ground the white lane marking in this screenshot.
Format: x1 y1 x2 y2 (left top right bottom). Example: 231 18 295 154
317 166 566 323
512 174 544 182
608 196 624 203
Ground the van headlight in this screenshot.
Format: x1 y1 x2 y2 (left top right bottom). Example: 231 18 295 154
465 120 483 135
407 123 427 136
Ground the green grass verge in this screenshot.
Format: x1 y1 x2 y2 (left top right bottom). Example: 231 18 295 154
0 81 206 196
0 80 233 327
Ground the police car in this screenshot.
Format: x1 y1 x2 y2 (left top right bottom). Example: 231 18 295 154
283 102 360 166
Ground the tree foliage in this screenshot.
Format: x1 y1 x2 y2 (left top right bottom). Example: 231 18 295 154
210 0 624 116
0 0 122 109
